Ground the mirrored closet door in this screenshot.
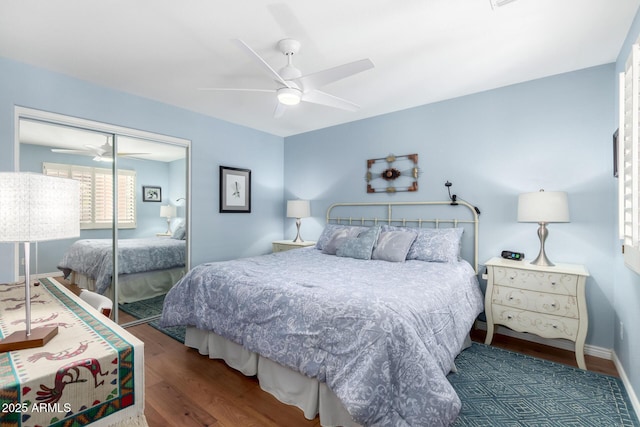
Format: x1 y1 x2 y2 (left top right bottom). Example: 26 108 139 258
17 108 190 326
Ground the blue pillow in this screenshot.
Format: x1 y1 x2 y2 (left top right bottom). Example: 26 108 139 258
172 225 186 240
382 225 464 263
407 227 463 262
322 227 363 255
372 230 418 262
336 226 381 260
316 224 367 250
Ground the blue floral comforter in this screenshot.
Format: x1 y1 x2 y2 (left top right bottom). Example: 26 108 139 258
160 248 483 426
58 238 186 295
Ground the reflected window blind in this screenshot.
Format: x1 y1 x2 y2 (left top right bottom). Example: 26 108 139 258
618 42 640 274
43 162 136 229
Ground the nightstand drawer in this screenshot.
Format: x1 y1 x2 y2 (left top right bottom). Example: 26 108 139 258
493 267 578 296
491 304 580 341
491 285 579 318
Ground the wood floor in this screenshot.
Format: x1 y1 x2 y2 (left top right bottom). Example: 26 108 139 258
125 322 619 427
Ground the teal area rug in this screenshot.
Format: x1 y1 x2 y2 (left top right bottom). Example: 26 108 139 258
119 295 165 318
123 296 638 426
450 343 639 426
119 295 186 343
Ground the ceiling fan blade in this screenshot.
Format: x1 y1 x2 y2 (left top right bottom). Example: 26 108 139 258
273 102 287 118
84 144 107 156
116 152 151 157
198 87 276 93
302 90 360 112
234 39 291 89
296 58 374 92
51 148 92 155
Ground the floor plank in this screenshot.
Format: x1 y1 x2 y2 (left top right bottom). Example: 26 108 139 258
127 323 320 427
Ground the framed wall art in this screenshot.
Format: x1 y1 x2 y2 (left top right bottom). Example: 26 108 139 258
365 153 421 193
142 186 162 202
220 166 251 213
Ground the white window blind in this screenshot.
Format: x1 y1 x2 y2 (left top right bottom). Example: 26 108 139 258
618 41 640 274
43 162 137 230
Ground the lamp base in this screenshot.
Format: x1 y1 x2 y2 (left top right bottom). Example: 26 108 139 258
0 326 58 353
292 218 304 243
530 253 555 267
530 222 555 267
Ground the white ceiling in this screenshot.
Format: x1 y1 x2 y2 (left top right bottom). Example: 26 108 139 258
20 119 187 162
1 0 638 137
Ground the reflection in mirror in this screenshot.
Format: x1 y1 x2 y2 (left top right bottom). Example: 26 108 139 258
18 115 190 327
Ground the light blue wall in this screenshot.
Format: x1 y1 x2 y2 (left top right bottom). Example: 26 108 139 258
0 56 284 281
285 65 617 353
614 5 640 411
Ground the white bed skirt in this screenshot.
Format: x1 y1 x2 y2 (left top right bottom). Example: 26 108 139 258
72 267 184 303
185 327 361 427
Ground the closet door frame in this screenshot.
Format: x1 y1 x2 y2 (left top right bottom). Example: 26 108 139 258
14 107 191 325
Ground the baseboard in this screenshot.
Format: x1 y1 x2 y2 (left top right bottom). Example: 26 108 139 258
474 321 613 360
612 351 640 419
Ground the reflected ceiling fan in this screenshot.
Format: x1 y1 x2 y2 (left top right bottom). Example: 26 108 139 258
51 140 149 162
200 38 374 118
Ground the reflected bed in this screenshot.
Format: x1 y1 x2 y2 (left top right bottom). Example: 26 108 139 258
58 237 186 303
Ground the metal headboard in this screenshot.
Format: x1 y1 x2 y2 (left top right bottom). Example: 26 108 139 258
326 200 479 273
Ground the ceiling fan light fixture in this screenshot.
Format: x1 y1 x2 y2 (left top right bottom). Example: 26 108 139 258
489 0 518 8
93 156 113 163
277 87 302 106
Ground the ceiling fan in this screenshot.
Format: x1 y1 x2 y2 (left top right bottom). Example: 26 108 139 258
51 140 149 162
200 38 374 118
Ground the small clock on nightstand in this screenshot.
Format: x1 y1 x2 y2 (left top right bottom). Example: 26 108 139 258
272 240 316 253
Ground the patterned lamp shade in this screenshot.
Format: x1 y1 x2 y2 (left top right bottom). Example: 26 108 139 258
0 173 80 242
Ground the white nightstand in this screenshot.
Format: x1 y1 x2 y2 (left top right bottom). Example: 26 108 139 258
483 257 590 369
272 240 316 253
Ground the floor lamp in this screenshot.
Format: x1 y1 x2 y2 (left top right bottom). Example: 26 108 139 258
0 173 80 352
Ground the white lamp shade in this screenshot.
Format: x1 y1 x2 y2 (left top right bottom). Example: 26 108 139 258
0 173 80 242
286 200 310 218
518 190 570 223
160 204 176 218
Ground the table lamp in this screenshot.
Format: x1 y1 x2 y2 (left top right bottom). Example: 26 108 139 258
287 200 310 243
517 189 569 267
0 173 80 352
160 204 176 234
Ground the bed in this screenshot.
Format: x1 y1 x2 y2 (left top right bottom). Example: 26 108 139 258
58 237 187 303
160 201 484 426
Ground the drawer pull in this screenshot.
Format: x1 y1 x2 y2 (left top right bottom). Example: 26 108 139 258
508 297 514 301
550 281 557 286
552 325 558 329
507 315 513 320
550 303 556 308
